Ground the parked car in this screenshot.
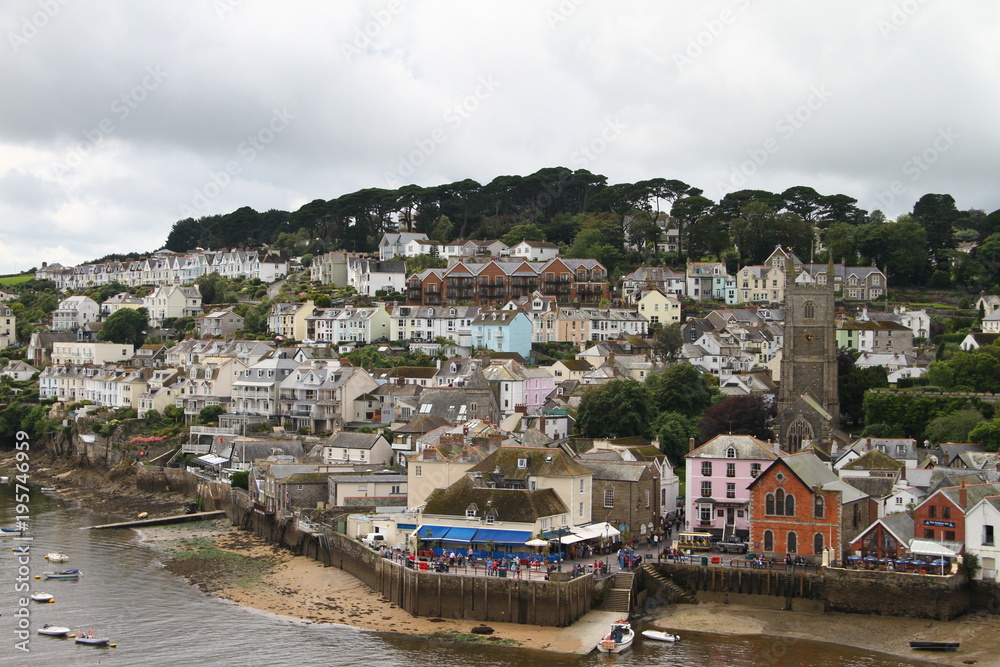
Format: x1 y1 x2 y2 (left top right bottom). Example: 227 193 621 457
715 535 748 554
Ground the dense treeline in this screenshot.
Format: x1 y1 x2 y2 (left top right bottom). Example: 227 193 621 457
160 168 1000 289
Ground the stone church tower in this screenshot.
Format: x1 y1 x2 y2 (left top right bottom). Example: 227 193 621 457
777 256 840 453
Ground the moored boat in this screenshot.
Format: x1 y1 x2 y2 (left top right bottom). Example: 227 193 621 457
12 545 29 553
641 629 680 642
596 619 634 654
45 552 69 562
43 568 80 580
30 592 55 603
38 624 71 637
0 526 23 536
75 630 110 646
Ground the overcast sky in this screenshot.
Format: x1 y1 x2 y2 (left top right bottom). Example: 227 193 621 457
1 0 997 274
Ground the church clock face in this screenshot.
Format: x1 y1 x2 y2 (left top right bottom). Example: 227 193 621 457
803 333 815 343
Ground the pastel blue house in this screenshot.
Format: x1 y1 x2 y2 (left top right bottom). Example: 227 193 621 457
470 310 532 358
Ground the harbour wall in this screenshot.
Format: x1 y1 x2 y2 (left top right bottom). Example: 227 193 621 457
223 489 593 627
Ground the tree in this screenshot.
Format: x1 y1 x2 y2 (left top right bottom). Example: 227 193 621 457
838 349 889 426
968 418 1000 452
912 193 959 270
645 363 717 417
230 470 249 490
98 308 149 347
651 323 683 363
698 395 774 442
730 201 813 265
652 411 700 464
577 379 654 439
198 405 225 424
924 408 984 444
500 224 546 247
924 347 1000 392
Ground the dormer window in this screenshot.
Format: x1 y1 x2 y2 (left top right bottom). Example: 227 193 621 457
517 457 528 469
466 504 478 518
484 510 496 525
726 447 737 459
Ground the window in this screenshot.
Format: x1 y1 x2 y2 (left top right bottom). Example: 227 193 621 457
763 530 774 552
750 463 761 478
466 508 477 517
929 505 937 518
604 488 614 508
727 462 736 478
895 497 903 505
701 462 712 477
944 530 956 541
924 529 934 539
580 479 585 493
803 301 815 319
726 447 737 459
517 457 528 469
645 490 650 508
787 531 797 554
485 513 495 525
813 533 824 555
984 525 995 546
766 493 775 515
942 506 951 519
579 502 584 518
814 496 825 519
414 465 422 477
701 481 712 498
726 483 735 499
390 485 400 494
785 494 795 516
775 488 785 515
699 504 712 522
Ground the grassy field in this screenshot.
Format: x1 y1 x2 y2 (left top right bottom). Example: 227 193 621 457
0 274 32 286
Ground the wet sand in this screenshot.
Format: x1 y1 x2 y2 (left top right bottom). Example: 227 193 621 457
139 521 1000 663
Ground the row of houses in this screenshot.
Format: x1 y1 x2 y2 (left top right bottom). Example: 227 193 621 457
378 233 560 263
622 247 888 305
52 284 203 330
36 248 289 291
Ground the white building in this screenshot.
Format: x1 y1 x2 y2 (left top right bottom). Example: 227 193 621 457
51 296 100 331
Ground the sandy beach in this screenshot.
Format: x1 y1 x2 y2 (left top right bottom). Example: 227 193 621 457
137 520 1000 663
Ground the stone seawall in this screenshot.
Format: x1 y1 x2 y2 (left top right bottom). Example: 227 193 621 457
222 489 592 627
649 563 973 620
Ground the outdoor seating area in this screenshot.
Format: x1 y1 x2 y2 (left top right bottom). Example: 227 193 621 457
847 554 953 575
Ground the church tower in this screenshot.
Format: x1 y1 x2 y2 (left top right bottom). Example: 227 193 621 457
777 254 840 453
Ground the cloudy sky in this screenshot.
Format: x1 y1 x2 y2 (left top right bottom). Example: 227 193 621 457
1 0 997 274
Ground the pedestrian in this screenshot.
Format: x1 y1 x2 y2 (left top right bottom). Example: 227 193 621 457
449 551 456 566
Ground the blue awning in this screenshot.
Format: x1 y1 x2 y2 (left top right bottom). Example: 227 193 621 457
397 523 417 530
415 525 451 540
441 527 478 543
473 528 532 545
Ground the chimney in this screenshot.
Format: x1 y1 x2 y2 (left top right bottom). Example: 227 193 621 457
688 437 696 453
960 480 967 508
538 414 546 432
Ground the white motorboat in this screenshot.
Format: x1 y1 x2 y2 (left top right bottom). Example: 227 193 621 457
37 624 71 637
642 629 680 642
75 630 111 646
45 552 69 563
596 619 634 654
30 592 55 603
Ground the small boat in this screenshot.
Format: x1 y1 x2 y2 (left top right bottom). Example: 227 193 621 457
0 476 10 484
43 568 81 580
909 641 960 651
75 630 110 646
37 624 71 637
642 629 680 642
597 619 634 654
30 592 55 603
12 545 29 553
45 552 69 562
0 527 23 536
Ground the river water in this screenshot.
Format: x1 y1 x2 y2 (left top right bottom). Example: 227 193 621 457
0 486 932 667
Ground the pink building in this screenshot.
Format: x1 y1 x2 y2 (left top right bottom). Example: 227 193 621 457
522 367 555 409
684 434 780 540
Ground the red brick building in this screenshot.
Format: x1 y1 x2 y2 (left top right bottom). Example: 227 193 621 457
912 482 1000 542
406 258 608 308
748 451 870 561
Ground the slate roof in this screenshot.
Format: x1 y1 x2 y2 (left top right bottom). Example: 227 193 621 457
687 434 778 460
423 476 567 522
325 432 386 450
842 449 905 471
842 476 896 499
467 446 592 479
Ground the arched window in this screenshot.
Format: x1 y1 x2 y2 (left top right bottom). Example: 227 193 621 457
787 419 814 454
726 446 737 459
814 496 825 519
813 533 824 555
775 489 785 515
784 494 795 517
787 531 797 554
803 301 815 319
763 530 774 552
765 493 775 516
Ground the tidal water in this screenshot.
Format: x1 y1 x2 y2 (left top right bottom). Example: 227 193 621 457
0 485 932 666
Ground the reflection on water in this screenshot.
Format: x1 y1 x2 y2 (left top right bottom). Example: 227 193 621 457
0 486 928 666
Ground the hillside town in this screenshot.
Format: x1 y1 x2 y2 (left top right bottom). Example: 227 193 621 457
3 228 1000 601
